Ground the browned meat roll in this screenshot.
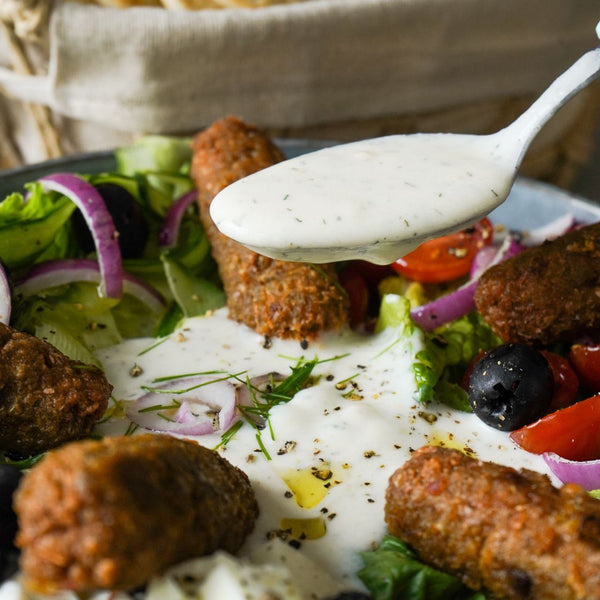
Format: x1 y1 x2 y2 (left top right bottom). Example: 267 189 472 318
191 116 348 341
385 445 600 600
474 222 600 345
14 433 258 593
0 322 111 455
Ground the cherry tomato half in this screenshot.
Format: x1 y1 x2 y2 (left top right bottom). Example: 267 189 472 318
568 344 600 393
392 218 494 284
540 351 579 412
509 394 600 462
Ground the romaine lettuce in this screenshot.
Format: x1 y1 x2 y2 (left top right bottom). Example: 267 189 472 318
376 293 500 410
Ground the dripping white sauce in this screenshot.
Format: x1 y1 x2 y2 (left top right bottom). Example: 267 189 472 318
92 300 552 594
210 134 516 264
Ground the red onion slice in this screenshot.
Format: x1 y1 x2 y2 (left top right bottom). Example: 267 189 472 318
410 279 478 332
38 173 123 298
410 236 524 331
0 263 11 325
15 259 165 314
469 245 499 280
543 452 600 491
159 190 197 248
126 376 237 436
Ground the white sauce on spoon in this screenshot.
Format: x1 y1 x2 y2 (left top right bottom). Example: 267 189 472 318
210 134 515 265
95 302 553 592
211 46 600 265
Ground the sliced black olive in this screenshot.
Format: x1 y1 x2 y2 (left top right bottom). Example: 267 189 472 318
467 343 554 430
72 182 149 259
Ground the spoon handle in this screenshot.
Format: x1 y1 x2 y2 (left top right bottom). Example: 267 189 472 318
501 47 600 164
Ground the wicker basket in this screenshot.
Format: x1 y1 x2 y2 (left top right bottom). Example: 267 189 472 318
1 0 599 192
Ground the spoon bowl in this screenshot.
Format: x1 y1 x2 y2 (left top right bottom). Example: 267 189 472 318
211 45 600 264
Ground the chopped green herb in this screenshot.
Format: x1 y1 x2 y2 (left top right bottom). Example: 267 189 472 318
217 356 322 456
215 420 244 450
255 431 272 460
138 400 181 413
138 336 170 356
152 370 229 383
141 371 247 395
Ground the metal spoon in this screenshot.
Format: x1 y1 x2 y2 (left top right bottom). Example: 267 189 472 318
210 44 600 265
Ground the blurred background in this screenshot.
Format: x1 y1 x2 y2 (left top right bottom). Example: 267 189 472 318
0 0 599 200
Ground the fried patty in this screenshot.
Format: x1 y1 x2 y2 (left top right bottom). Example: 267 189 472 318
191 116 348 341
386 446 600 600
0 322 111 455
475 222 600 345
15 433 258 593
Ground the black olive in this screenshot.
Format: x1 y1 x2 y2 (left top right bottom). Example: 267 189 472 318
0 465 22 580
72 182 149 259
467 343 554 430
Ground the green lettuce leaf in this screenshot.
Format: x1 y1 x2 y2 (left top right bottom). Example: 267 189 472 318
158 210 225 323
0 186 77 269
13 279 166 359
375 294 416 334
414 312 501 408
115 136 192 176
376 293 500 409
160 254 225 319
359 535 486 600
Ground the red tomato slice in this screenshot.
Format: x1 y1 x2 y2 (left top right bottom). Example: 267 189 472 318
392 218 494 284
568 344 600 393
540 351 579 412
509 394 600 461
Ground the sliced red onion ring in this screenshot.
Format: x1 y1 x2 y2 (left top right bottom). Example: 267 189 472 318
0 263 11 325
523 213 577 246
410 235 524 331
126 376 237 436
38 173 123 298
469 245 499 280
15 259 165 314
159 190 197 248
543 452 600 491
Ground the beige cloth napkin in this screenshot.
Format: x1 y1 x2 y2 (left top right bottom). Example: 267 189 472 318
0 0 599 163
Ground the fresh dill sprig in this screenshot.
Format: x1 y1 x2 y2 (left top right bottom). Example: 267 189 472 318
138 400 181 413
215 420 244 450
336 372 361 386
124 421 139 436
255 432 272 460
138 336 170 356
152 370 230 383
216 356 321 458
141 371 247 394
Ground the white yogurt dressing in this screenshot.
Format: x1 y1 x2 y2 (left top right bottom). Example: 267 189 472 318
94 299 552 592
210 134 516 264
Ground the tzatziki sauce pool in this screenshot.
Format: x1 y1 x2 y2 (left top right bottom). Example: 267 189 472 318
93 298 552 594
